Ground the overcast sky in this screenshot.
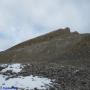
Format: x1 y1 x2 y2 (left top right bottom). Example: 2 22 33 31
0 0 90 51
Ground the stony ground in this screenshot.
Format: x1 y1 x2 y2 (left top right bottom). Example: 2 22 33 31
0 63 89 90
21 63 90 90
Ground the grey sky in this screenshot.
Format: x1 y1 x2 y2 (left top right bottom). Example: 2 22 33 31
0 0 90 51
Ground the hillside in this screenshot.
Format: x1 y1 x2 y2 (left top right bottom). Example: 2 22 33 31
0 27 90 66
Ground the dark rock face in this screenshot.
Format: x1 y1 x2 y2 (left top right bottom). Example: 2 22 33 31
0 66 4 71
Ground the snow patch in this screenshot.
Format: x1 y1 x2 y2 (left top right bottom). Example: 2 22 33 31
0 63 54 90
0 75 52 90
1 64 23 73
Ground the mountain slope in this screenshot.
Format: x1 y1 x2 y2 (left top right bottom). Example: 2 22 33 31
0 27 90 66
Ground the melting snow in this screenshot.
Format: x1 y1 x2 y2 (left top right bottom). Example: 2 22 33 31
0 63 53 90
0 75 52 90
1 64 23 73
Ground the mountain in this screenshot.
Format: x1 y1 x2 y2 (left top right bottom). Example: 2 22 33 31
0 27 90 90
0 27 90 66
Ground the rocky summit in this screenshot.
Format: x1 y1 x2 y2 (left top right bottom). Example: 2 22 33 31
0 27 90 90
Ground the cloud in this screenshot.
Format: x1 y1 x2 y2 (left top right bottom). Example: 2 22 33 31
0 0 90 51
